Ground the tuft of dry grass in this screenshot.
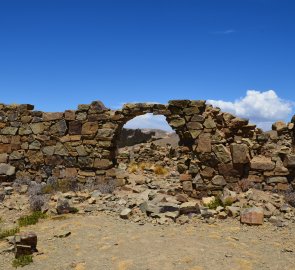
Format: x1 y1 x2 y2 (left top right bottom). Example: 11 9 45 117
153 165 168 175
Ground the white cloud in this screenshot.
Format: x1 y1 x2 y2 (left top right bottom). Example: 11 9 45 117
208 90 293 130
124 113 173 132
213 29 236 34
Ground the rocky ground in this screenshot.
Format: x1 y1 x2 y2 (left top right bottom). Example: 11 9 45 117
1 212 295 270
1 165 295 269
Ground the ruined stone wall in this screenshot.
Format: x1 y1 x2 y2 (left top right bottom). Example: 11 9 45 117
0 100 294 196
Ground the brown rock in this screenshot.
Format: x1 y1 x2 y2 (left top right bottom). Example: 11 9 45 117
93 158 113 169
81 122 98 135
196 133 211 153
0 144 12 154
69 121 82 135
212 175 226 186
231 143 250 164
212 144 231 163
30 123 45 134
272 121 287 133
180 174 192 182
0 153 8 163
42 112 63 121
250 156 275 171
240 207 264 225
64 110 76 120
182 181 193 192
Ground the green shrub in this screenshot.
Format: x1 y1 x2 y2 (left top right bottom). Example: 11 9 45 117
205 197 223 209
204 196 234 209
41 184 54 194
12 255 33 268
223 197 234 207
0 227 20 239
18 211 47 227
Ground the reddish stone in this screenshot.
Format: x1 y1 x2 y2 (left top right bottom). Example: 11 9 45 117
180 174 192 182
240 207 264 225
69 121 82 135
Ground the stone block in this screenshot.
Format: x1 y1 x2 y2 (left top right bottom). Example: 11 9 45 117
250 156 275 171
0 163 15 176
81 122 98 135
240 207 264 225
230 143 250 164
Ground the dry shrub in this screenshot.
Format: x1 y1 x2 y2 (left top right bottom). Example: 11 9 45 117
139 162 152 171
153 165 168 175
128 163 138 173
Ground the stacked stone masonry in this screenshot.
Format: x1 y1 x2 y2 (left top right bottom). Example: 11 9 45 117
0 100 295 197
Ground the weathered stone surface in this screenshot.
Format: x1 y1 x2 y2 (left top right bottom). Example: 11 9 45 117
81 122 98 135
50 119 67 135
182 181 193 192
179 202 200 214
250 156 275 171
230 143 250 164
212 175 226 186
187 122 203 130
272 121 287 133
69 121 82 135
120 208 132 219
169 118 185 128
196 133 211 153
212 144 231 163
54 143 69 156
240 207 264 225
266 177 288 184
203 117 216 129
1 127 18 135
56 198 74 214
43 112 63 121
30 123 45 134
93 159 113 169
0 153 8 163
0 163 15 175
284 154 295 168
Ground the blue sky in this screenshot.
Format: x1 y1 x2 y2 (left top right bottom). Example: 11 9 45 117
0 0 294 129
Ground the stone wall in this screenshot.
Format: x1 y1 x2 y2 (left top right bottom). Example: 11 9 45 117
0 100 294 197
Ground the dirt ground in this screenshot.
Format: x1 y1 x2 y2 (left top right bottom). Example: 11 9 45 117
1 212 295 270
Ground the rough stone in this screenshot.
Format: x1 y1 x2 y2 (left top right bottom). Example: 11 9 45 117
230 143 250 164
250 156 275 171
240 207 264 225
0 163 16 176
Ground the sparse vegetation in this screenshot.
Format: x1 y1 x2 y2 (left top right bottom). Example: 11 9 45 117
18 211 47 227
153 165 168 175
12 255 33 268
205 197 223 209
0 227 20 239
128 162 167 175
204 196 234 209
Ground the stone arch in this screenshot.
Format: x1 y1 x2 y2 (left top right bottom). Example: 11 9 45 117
110 102 187 166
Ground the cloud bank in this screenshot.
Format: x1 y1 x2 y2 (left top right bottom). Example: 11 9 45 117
208 90 293 130
120 91 293 131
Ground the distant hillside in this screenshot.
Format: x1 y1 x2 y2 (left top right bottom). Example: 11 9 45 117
118 128 179 148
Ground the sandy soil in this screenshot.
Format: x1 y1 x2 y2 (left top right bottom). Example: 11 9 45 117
1 212 295 270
